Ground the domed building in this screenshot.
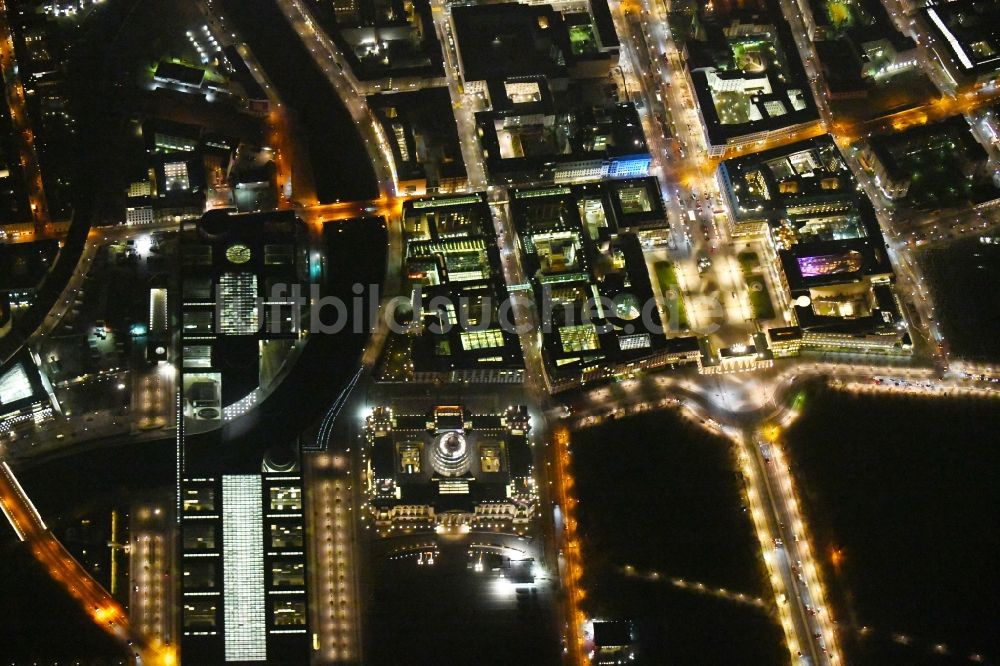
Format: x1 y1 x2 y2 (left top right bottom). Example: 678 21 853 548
365 404 536 533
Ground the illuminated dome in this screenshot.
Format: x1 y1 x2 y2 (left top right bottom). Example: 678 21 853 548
614 293 641 321
226 243 251 264
432 432 471 476
795 295 812 308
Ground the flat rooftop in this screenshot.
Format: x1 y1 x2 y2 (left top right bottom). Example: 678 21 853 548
154 60 206 87
401 194 524 375
306 0 444 80
779 238 893 290
720 135 864 220
686 4 818 145
476 98 648 176
867 116 1000 208
868 116 988 181
368 88 466 186
510 182 696 377
719 136 906 340
920 0 1000 80
814 40 867 96
719 134 906 256
0 349 48 415
179 209 307 413
452 3 571 83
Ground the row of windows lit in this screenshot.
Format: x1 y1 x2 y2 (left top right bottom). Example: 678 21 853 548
460 329 505 351
184 521 303 550
183 560 304 589
183 485 302 513
183 598 306 630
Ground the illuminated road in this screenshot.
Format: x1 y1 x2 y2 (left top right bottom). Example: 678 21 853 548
509 2 853 659
549 427 586 666
0 460 174 665
560 361 1000 433
614 0 787 350
298 196 404 227
430 0 488 189
7 1 998 665
274 0 398 199
742 426 839 665
263 87 301 206
553 362 1000 664
0 0 50 236
480 178 576 664
12 222 182 457
832 86 1000 142
485 194 573 663
488 192 548 392
551 368 841 664
771 0 944 367
194 0 311 207
610 1 686 255
33 221 181 345
134 364 172 431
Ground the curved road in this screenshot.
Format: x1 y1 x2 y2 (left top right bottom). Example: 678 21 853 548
0 460 173 665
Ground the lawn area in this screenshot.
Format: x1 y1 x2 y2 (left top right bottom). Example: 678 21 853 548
569 24 598 56
738 250 760 276
653 260 689 331
921 238 1000 362
745 274 775 320
572 413 787 665
786 391 1000 664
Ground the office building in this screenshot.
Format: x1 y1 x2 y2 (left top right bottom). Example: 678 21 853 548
719 136 912 355
177 209 311 663
452 2 647 185
797 0 917 100
396 194 524 384
510 181 700 390
860 116 999 206
451 2 619 94
918 0 1000 90
0 239 59 309
0 349 58 436
368 88 468 195
679 0 820 155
